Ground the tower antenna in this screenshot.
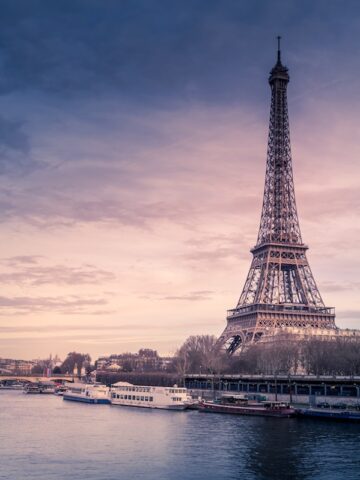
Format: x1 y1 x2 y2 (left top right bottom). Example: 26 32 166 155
277 35 281 62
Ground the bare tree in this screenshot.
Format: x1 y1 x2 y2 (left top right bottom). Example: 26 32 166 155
176 335 227 374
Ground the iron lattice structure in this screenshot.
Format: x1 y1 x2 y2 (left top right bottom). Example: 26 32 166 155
218 40 336 354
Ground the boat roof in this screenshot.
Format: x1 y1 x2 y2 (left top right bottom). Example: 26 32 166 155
112 381 134 387
221 394 247 399
68 382 107 388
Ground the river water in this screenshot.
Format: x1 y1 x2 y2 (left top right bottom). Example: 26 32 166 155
1 391 359 480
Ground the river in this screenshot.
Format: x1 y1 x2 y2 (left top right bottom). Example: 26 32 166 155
0 391 359 480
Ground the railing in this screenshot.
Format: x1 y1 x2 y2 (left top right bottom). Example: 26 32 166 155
227 303 335 317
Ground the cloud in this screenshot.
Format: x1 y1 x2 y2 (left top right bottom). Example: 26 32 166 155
3 255 42 266
163 290 214 301
0 116 38 176
336 310 360 320
299 187 360 222
0 103 265 229
184 247 242 263
0 117 29 153
182 231 251 266
0 1 360 359
320 281 360 293
0 294 109 315
0 256 116 286
0 1 269 102
0 0 359 106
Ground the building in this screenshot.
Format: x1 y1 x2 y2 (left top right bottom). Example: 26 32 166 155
96 349 173 373
217 39 358 353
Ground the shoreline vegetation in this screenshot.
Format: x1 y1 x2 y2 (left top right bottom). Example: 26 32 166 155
4 334 360 381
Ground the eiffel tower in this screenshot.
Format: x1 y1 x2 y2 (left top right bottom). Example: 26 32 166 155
218 38 336 354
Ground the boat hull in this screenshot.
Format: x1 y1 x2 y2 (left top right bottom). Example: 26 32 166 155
63 394 110 404
199 402 296 418
111 401 187 410
298 408 360 422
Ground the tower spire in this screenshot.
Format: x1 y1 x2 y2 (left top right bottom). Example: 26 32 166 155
277 35 281 63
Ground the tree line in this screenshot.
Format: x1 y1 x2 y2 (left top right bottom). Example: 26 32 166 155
174 334 360 376
32 335 360 377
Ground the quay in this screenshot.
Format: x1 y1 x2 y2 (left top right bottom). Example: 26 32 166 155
185 374 360 406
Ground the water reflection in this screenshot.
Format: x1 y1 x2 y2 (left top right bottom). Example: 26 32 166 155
243 419 316 480
222 416 360 480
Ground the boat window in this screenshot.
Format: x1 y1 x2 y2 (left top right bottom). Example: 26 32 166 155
145 397 148 401
141 396 144 401
149 397 153 402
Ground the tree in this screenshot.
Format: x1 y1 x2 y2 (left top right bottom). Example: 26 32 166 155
176 335 227 374
52 366 62 374
301 337 360 376
31 364 44 374
138 349 158 358
61 352 91 375
225 336 300 375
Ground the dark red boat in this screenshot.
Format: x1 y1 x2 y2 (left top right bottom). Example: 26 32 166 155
199 395 296 418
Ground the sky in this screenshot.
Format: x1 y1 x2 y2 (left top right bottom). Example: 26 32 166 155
0 0 360 360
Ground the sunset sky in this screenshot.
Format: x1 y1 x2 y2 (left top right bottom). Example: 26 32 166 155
0 0 360 360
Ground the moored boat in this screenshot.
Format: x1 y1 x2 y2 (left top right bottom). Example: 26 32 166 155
199 394 296 418
23 384 41 394
110 382 191 410
0 382 24 390
297 407 360 422
63 383 110 404
23 381 55 394
54 385 68 396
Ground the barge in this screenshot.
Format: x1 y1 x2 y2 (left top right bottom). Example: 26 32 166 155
199 394 296 418
298 407 360 422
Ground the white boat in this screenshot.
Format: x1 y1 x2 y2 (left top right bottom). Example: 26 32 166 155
54 385 68 396
63 383 110 404
110 382 190 410
0 382 24 390
23 381 55 394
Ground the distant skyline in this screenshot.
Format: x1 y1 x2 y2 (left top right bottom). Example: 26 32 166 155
0 0 360 359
